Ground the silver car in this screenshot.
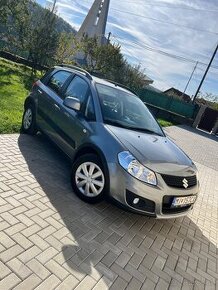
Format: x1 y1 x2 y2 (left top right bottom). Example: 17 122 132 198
22 65 199 218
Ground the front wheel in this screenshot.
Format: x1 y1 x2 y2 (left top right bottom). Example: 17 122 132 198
71 154 108 203
21 103 37 135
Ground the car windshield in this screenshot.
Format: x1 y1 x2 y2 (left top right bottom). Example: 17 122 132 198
96 83 164 136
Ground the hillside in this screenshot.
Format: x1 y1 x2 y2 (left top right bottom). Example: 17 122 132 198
33 2 76 34
0 1 76 52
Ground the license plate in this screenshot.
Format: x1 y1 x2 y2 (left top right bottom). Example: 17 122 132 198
172 195 197 207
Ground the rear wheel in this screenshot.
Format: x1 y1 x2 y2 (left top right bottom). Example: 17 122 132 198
21 103 37 135
71 154 108 203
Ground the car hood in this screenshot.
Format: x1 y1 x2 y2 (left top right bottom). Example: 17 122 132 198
106 125 195 175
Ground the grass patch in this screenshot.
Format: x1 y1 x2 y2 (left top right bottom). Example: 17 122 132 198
0 58 41 133
0 58 174 133
158 119 174 127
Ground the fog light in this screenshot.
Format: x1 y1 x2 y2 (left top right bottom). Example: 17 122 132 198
133 198 140 204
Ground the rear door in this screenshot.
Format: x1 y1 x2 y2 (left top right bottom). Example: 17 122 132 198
51 75 95 157
37 70 72 138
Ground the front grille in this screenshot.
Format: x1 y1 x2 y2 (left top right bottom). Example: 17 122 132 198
161 174 197 189
126 190 155 213
162 196 192 214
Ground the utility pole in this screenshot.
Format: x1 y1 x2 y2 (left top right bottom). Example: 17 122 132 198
51 0 57 13
183 61 198 96
193 42 218 103
107 32 111 44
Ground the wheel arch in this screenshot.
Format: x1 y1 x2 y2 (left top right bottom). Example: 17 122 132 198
73 144 110 188
24 96 36 109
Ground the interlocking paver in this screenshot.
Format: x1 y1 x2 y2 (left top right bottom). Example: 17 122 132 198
74 276 97 290
13 274 41 290
18 245 41 263
55 275 80 290
0 273 21 290
34 274 60 290
45 260 69 280
0 244 24 263
126 277 142 290
7 257 32 279
109 277 128 290
0 260 11 279
27 259 51 280
92 276 113 290
0 128 217 289
36 247 59 264
0 231 16 248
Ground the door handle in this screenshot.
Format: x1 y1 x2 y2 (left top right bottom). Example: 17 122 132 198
37 89 43 94
54 103 60 110
64 112 70 118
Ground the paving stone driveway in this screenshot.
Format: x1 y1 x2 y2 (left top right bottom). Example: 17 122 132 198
0 125 217 290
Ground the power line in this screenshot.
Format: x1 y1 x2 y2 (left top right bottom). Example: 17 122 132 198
115 0 218 14
80 0 218 35
110 8 218 35
112 35 218 69
112 8 218 35
111 35 188 89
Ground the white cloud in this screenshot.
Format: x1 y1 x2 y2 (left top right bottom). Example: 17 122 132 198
43 0 218 95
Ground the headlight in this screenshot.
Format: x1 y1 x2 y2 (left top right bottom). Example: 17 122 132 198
118 151 157 186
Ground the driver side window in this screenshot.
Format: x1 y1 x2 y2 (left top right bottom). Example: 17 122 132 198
64 76 89 108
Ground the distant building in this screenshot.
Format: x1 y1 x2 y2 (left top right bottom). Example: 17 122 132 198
142 77 154 86
164 88 191 103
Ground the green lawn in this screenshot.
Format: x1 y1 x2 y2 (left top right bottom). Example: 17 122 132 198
0 58 39 133
0 58 173 133
157 119 174 127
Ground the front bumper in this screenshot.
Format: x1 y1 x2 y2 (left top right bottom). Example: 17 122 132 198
108 163 199 219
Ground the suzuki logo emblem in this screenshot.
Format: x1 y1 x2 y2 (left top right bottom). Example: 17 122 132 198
183 178 189 188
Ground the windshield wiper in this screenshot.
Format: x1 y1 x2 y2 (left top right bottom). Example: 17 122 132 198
127 127 163 136
104 119 128 129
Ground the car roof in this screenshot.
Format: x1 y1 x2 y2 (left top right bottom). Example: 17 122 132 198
54 65 137 96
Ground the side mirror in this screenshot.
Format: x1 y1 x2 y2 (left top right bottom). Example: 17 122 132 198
63 97 81 111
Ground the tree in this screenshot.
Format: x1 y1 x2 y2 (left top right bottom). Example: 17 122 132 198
116 61 148 92
79 36 123 76
0 0 30 54
78 36 149 91
197 92 218 111
27 3 59 70
54 32 80 64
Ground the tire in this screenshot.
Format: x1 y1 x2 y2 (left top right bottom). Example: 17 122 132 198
21 103 37 135
71 154 108 203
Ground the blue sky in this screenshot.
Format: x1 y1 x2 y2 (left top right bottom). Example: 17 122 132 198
38 0 218 99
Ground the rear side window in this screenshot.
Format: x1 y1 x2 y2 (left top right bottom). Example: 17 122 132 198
64 76 89 107
40 68 54 84
47 70 71 94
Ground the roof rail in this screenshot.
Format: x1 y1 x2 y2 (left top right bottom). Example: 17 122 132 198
57 64 92 80
105 79 138 96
